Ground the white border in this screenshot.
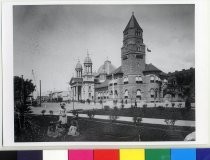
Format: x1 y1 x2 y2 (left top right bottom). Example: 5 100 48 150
2 0 209 148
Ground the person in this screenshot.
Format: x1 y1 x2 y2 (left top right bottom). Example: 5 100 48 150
68 120 79 136
59 103 67 126
184 131 195 141
47 121 59 138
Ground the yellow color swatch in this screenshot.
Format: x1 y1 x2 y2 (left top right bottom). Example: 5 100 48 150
120 149 145 160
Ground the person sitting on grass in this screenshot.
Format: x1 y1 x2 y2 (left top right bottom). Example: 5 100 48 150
56 121 66 137
68 120 80 136
47 121 59 138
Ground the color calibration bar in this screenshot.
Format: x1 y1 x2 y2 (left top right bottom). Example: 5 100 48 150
0 149 209 160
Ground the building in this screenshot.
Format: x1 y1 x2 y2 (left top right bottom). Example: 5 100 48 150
70 12 168 103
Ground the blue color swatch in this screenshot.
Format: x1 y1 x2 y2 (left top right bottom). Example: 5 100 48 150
171 149 196 160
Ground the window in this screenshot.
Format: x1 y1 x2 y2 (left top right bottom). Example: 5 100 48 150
136 55 143 59
150 76 154 83
137 47 141 51
124 90 128 98
115 90 118 96
135 30 141 36
136 76 143 84
124 76 129 84
109 83 113 86
150 89 155 98
110 91 113 95
114 83 117 86
155 76 159 82
88 86 91 91
155 89 158 98
136 89 141 99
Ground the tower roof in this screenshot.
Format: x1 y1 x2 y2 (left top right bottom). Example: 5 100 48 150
75 60 82 70
84 52 92 64
123 12 142 33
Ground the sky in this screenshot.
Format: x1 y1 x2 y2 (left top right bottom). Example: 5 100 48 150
13 4 195 94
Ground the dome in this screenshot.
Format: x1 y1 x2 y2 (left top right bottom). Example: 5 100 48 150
84 54 92 64
75 61 82 70
97 60 116 75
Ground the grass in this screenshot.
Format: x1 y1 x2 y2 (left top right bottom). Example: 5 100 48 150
15 115 194 142
82 107 195 121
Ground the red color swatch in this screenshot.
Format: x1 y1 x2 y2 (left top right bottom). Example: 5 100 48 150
94 149 119 160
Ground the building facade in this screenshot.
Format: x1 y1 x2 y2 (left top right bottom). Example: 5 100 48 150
70 13 168 103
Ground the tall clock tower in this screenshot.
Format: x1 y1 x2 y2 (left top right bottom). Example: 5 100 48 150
121 12 146 76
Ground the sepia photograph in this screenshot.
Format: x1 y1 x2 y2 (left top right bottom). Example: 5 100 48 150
13 4 195 142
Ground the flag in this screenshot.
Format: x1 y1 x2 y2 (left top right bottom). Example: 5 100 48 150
147 48 151 52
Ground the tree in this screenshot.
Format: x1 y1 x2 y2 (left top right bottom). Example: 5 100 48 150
14 76 36 129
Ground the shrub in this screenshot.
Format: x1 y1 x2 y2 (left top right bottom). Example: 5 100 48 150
164 119 176 126
104 105 110 111
157 106 164 111
171 102 175 108
109 114 118 122
72 110 79 117
41 109 46 115
178 103 182 108
133 116 142 126
86 99 90 104
49 110 53 115
143 104 147 109
87 110 95 119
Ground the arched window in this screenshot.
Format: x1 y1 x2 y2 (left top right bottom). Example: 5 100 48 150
136 89 141 99
136 76 143 84
155 89 158 99
150 89 155 98
150 76 154 83
124 76 128 84
124 90 128 98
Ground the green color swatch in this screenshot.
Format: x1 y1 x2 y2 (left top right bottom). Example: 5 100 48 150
145 149 170 160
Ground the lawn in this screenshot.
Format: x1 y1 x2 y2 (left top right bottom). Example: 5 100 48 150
15 115 194 142
82 107 195 121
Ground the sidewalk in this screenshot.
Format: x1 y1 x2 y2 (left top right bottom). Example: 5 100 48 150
32 107 195 127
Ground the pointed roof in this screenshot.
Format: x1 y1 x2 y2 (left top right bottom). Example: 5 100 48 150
123 12 142 33
109 66 123 75
144 63 162 72
84 52 92 64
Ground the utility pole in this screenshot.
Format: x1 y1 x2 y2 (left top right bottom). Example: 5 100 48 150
21 75 24 104
40 80 41 107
